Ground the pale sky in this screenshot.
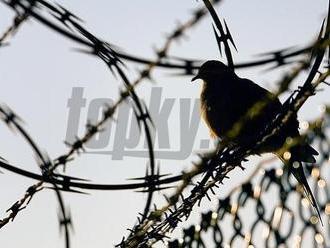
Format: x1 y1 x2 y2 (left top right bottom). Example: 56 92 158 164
0 0 329 247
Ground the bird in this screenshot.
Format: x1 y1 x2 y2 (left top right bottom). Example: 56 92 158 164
192 60 321 220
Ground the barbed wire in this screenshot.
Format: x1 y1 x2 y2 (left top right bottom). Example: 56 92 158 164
0 0 330 248
168 110 330 248
118 0 330 246
0 0 314 74
0 104 72 247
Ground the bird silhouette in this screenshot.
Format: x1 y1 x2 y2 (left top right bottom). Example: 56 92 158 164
192 60 321 220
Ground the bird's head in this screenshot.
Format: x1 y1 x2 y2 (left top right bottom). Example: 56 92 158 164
191 60 232 83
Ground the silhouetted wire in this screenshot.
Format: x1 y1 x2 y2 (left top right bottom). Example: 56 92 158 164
169 117 330 247
0 0 329 247
0 0 311 72
1 0 158 225
0 0 215 240
0 106 71 248
0 12 28 45
119 0 330 246
202 0 236 68
121 68 330 247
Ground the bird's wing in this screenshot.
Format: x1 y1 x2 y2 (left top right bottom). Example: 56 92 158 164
233 77 284 135
239 79 301 136
236 78 283 113
236 79 321 221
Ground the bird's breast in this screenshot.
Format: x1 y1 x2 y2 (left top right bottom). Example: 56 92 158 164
200 83 233 139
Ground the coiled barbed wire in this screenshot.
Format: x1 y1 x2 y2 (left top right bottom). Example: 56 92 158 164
0 0 329 248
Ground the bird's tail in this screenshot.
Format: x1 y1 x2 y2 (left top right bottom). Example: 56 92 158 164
289 160 322 224
290 143 319 163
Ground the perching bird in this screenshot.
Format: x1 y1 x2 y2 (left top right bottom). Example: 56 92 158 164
192 60 321 220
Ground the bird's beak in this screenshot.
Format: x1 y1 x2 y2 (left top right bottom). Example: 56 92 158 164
191 74 200 82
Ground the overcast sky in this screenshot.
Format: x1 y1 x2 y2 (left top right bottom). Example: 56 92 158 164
0 1 329 247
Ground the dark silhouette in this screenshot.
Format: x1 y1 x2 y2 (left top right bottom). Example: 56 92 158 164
192 60 321 219
1 0 329 246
